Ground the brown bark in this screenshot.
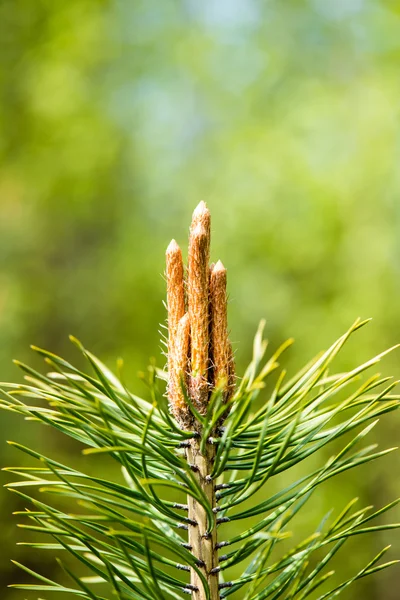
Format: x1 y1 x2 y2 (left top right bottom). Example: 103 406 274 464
187 439 220 600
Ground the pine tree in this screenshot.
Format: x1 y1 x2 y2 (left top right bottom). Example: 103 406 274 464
1 202 400 600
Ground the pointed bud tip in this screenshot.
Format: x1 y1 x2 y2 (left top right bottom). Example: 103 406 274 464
179 312 190 326
193 201 209 218
166 239 180 254
214 259 226 272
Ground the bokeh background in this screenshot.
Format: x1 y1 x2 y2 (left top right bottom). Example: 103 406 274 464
1 0 400 598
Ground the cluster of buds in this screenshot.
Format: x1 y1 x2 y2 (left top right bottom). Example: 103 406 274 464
166 202 235 430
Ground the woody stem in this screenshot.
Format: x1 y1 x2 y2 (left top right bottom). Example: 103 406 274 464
187 439 220 600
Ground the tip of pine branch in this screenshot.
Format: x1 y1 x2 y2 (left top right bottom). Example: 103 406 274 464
191 202 211 237
214 259 226 272
166 239 180 254
179 313 190 327
193 201 209 218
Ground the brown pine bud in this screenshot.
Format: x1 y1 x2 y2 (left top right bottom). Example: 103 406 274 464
166 203 235 429
166 240 186 391
190 201 211 246
210 260 231 397
188 213 210 410
169 313 192 427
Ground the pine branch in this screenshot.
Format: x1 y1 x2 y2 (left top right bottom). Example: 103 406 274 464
1 203 399 600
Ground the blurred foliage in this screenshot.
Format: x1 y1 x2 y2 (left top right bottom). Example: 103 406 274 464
1 0 400 598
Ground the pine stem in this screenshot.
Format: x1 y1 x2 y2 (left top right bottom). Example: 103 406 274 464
187 439 220 600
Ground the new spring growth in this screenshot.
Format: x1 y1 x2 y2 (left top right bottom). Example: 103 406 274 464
210 260 235 398
166 202 235 429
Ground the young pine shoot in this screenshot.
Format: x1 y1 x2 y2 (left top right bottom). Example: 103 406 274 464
1 202 400 600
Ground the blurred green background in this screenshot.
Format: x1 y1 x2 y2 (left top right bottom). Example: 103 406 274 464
1 0 400 598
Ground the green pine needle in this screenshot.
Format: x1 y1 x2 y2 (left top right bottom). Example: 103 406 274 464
1 319 400 599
